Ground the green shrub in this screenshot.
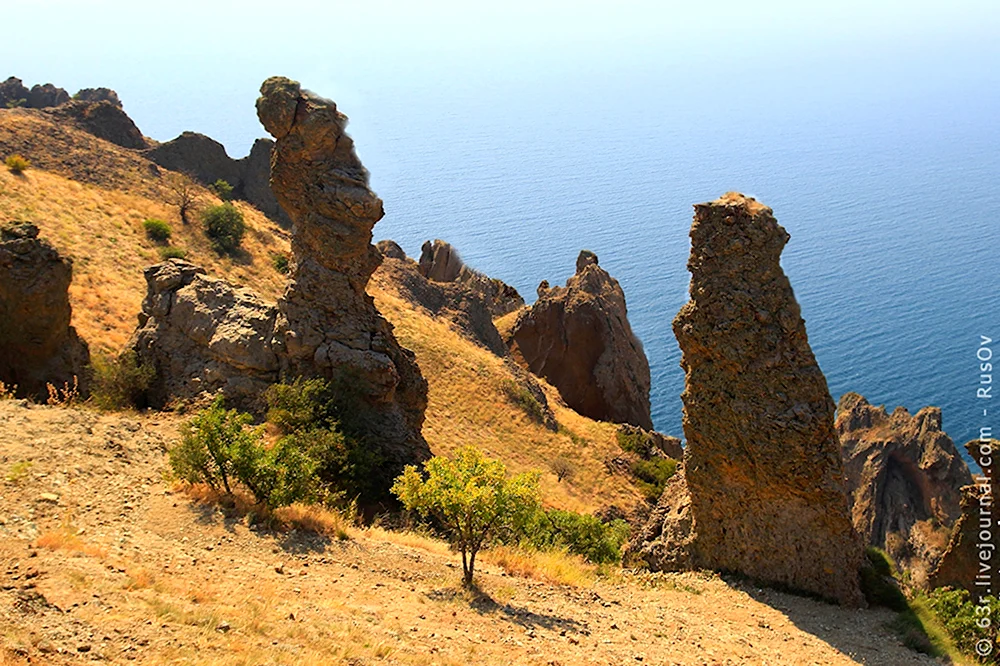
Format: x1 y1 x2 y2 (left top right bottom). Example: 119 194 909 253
500 379 546 424
859 547 908 611
168 395 317 509
209 179 233 201
201 203 245 255
265 378 337 434
272 253 290 274
630 457 677 502
143 218 172 243
616 428 649 455
159 246 187 260
89 351 155 410
5 154 29 174
924 587 1000 662
518 509 630 564
392 446 541 585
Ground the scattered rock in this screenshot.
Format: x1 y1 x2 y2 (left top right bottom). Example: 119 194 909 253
837 392 972 587
0 223 90 400
38 493 59 503
216 620 231 633
257 76 429 470
633 193 863 606
502 250 652 429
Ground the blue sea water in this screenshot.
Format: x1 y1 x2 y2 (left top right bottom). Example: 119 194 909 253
4 2 999 461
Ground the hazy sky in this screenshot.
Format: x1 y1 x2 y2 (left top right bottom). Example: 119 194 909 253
4 0 998 154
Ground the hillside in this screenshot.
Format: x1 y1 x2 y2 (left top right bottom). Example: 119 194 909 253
0 401 939 666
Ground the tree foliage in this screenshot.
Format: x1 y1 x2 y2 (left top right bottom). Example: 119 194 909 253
392 447 540 585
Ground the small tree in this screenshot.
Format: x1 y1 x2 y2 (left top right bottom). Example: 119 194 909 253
202 203 245 255
5 154 30 174
210 179 234 201
392 447 540 586
165 173 199 224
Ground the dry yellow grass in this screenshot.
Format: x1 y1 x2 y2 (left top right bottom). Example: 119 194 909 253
482 545 597 587
371 287 644 515
0 159 289 354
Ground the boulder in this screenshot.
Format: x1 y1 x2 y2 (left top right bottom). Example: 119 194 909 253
418 239 524 317
0 77 29 108
257 76 429 470
0 223 89 399
73 87 122 108
502 250 653 429
837 392 972 588
634 193 864 606
374 244 507 356
45 100 148 150
130 260 279 410
929 439 1000 596
27 83 69 109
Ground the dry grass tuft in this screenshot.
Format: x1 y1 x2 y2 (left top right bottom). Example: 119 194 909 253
35 526 108 560
482 545 597 587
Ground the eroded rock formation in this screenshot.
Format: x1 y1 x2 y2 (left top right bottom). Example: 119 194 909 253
45 100 148 150
502 250 653 429
257 76 429 467
634 193 863 606
130 260 278 410
418 240 524 317
838 393 972 587
0 223 89 399
930 439 1000 596
373 241 507 356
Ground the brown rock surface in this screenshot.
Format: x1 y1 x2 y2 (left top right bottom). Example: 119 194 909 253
418 239 524 317
502 250 652 429
639 193 863 606
837 392 972 587
45 100 148 150
129 260 279 410
0 223 89 399
257 76 429 468
929 439 1000 596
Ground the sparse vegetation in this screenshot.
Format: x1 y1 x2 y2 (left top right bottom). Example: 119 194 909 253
517 508 630 564
923 587 1000 663
202 203 246 255
209 179 233 201
5 154 29 174
860 547 908 611
45 377 80 406
630 457 677 502
549 456 575 482
142 217 172 243
165 173 199 224
89 351 155 410
500 378 546 424
272 252 290 274
158 246 187 260
392 446 541 585
5 461 33 484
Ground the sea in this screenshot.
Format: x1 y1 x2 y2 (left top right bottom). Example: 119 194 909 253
6 2 999 463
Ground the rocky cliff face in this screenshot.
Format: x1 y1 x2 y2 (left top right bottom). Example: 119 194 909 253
0 78 70 109
635 193 863 606
45 100 148 150
130 260 279 410
144 132 290 226
501 250 653 430
929 439 1000 596
374 241 507 356
837 393 972 587
0 223 89 399
417 240 524 317
257 76 429 468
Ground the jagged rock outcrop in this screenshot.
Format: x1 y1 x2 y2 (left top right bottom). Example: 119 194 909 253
616 424 684 461
374 242 507 356
0 223 89 399
144 132 290 226
418 240 524 317
634 193 863 606
929 439 1000 596
837 393 972 587
629 468 697 569
27 83 70 109
257 76 429 468
502 250 653 429
73 88 121 107
0 77 29 108
130 260 279 410
45 100 148 150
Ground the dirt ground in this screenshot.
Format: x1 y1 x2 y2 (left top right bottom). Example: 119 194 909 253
0 401 942 665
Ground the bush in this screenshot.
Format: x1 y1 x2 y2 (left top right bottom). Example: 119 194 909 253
272 253 290 274
5 154 29 174
518 509 630 564
159 246 187 260
630 457 677 502
143 218 172 243
500 379 546 424
392 447 541 585
924 587 1000 662
859 547 908 611
201 203 245 255
265 378 337 434
89 351 155 410
168 395 317 509
209 179 233 201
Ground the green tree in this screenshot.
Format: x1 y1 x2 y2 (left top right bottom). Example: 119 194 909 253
201 203 245 255
210 179 234 201
392 447 540 585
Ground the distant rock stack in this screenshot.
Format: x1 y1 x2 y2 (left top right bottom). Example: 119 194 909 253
0 223 89 399
417 240 524 318
502 250 653 430
257 76 430 469
930 439 1000 596
837 393 972 587
633 193 863 606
